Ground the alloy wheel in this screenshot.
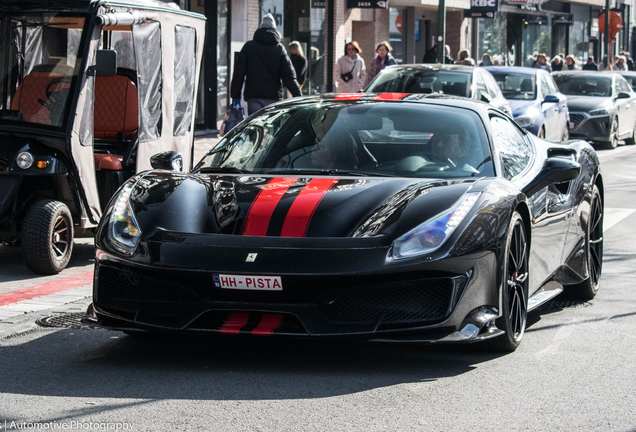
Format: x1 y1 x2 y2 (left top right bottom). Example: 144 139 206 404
506 219 528 342
588 191 603 288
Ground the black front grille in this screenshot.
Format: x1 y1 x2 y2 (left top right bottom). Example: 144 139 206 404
0 156 8 172
97 266 201 318
569 113 586 129
315 278 458 325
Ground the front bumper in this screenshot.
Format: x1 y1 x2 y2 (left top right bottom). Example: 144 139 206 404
92 234 502 342
568 112 611 142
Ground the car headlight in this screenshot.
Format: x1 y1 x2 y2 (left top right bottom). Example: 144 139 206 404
106 182 142 255
391 192 481 260
589 109 608 116
16 152 34 169
515 109 539 128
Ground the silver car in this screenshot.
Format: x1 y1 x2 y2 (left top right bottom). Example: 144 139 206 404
365 64 512 116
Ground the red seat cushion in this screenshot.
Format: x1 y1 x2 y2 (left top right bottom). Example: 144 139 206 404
11 64 73 125
94 75 138 140
94 153 123 170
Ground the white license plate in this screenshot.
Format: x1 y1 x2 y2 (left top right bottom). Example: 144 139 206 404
213 274 283 291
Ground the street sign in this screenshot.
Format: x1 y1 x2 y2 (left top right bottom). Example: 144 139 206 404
553 14 573 25
346 0 388 9
466 0 497 18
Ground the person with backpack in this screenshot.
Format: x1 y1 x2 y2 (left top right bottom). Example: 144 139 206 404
230 13 301 115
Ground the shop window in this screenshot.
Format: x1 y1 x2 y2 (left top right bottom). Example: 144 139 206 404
133 21 162 141
174 25 196 136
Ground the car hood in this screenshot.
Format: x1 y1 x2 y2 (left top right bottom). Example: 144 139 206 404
122 172 477 240
509 100 540 118
566 96 613 113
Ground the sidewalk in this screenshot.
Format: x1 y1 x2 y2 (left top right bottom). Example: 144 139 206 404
0 136 220 321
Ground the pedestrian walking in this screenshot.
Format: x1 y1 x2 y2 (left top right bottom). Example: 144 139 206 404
479 53 493 67
533 53 552 72
614 55 627 71
289 41 307 89
582 56 598 71
334 41 367 93
230 13 301 115
565 55 580 70
455 49 475 66
367 41 397 82
551 55 564 71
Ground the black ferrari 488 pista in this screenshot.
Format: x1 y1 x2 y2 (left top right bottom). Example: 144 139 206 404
90 93 603 352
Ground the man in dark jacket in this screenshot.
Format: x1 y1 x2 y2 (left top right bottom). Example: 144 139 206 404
230 14 301 115
582 56 598 71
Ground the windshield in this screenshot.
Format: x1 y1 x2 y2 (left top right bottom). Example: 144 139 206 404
553 75 612 97
0 13 85 129
194 102 494 179
366 69 472 97
621 75 636 91
490 72 536 100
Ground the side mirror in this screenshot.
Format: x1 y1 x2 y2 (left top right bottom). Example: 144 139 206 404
480 93 491 103
522 156 580 197
150 151 183 171
543 94 560 103
616 91 631 99
87 50 117 77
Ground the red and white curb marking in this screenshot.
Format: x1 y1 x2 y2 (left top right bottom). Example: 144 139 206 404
0 271 93 321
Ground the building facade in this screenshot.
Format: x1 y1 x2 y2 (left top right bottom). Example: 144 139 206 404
169 0 634 134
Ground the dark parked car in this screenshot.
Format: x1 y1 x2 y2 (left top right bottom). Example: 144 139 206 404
365 64 512 116
90 93 603 353
553 71 636 149
486 66 569 140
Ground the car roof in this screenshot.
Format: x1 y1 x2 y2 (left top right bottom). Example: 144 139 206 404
552 71 617 77
484 66 538 75
263 93 495 117
382 64 476 73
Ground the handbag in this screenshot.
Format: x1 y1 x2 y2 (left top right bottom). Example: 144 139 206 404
220 105 245 136
340 61 356 83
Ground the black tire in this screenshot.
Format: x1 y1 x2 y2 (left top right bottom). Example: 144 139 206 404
562 124 569 141
599 118 619 149
537 126 545 139
624 121 636 145
489 212 528 352
566 185 603 300
22 199 74 274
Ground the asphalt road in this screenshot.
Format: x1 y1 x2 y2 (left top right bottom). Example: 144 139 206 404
1 146 635 432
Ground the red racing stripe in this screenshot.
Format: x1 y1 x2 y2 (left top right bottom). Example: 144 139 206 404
333 93 365 101
280 178 338 237
242 177 297 236
220 312 250 334
372 93 411 101
0 271 93 307
252 314 284 336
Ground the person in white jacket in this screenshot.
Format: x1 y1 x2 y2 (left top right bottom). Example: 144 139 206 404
334 41 367 93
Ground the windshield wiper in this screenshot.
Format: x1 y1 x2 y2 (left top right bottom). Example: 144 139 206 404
197 166 252 174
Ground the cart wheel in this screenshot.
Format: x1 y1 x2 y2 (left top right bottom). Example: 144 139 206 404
22 200 74 275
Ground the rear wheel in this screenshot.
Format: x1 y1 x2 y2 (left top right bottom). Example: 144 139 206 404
624 122 636 145
490 212 528 352
22 199 74 275
566 185 603 299
562 123 569 141
537 126 545 139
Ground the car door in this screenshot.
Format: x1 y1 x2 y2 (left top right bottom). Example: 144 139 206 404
537 73 560 139
546 73 568 137
489 115 566 294
616 76 636 137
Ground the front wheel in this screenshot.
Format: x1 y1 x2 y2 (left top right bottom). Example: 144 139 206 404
489 212 528 352
22 200 74 274
566 185 603 299
599 118 619 149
